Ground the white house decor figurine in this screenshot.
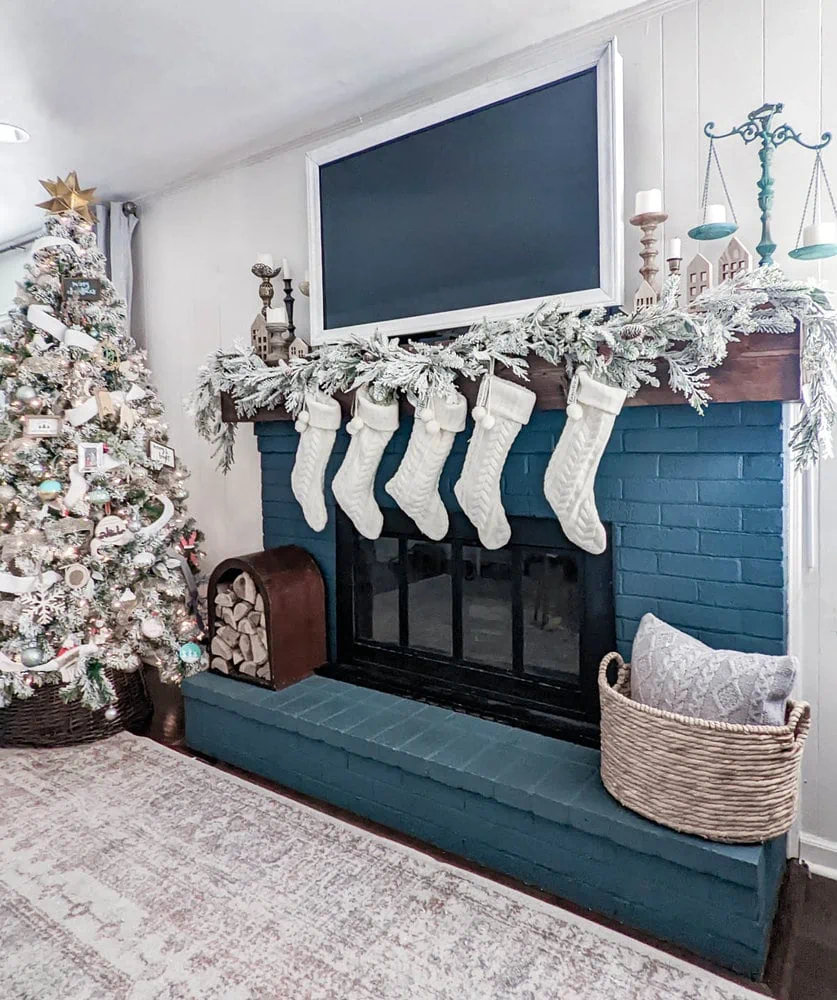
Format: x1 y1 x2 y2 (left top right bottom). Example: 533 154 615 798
288 336 309 360
719 236 753 281
332 388 399 539
543 369 626 555
385 391 467 540
686 253 714 304
453 376 536 550
291 390 342 532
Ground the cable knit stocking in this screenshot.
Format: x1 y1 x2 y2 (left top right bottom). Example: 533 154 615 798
290 390 342 532
332 388 399 539
543 369 626 555
385 391 467 540
453 376 536 550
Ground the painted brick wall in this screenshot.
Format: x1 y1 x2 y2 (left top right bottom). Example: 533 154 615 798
257 400 784 660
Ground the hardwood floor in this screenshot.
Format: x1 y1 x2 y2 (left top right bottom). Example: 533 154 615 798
788 872 837 1000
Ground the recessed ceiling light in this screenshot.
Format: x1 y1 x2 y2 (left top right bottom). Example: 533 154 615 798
0 123 30 143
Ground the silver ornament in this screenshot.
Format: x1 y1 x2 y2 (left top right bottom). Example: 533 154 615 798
14 385 36 402
20 646 45 667
104 705 119 722
0 484 15 502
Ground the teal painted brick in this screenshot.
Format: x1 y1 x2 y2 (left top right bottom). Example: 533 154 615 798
659 404 741 427
743 508 783 534
594 478 622 500
621 525 699 553
621 572 698 602
658 553 741 582
699 480 783 507
742 559 784 587
697 427 781 453
623 429 699 452
622 479 698 503
740 402 783 425
661 504 743 530
614 407 660 428
698 581 784 613
598 453 660 477
659 454 742 479
617 548 658 573
603 431 624 453
700 531 783 559
617 617 641 643
605 501 661 525
696 631 785 656
657 600 743 634
744 455 783 480
740 611 785 641
616 595 659 620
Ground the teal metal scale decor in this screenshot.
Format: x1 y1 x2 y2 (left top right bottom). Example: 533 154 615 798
690 102 835 265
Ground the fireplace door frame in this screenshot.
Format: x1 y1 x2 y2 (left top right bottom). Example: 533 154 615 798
323 508 615 745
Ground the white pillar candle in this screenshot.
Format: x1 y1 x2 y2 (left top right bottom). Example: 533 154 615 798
705 204 727 224
667 238 682 259
635 189 662 215
255 253 274 269
803 221 837 246
281 257 291 280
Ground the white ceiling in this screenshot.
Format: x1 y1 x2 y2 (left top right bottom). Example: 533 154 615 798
0 0 645 245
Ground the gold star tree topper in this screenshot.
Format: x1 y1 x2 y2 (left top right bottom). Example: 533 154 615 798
37 172 97 224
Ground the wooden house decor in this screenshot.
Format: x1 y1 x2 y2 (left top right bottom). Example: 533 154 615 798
288 336 310 360
208 546 326 690
719 236 753 281
686 253 713 303
250 313 271 362
251 307 292 365
633 278 657 311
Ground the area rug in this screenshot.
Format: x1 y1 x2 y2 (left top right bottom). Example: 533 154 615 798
0 733 763 1000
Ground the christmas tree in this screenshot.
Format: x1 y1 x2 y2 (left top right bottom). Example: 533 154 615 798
0 174 207 714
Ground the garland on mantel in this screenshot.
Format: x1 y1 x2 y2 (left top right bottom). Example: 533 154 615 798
190 266 837 472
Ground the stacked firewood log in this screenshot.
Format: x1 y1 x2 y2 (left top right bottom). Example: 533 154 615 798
210 572 270 682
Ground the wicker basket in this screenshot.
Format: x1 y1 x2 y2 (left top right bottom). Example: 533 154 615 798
599 652 811 844
0 668 152 748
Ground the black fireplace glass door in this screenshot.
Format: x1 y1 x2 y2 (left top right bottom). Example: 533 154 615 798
333 509 615 746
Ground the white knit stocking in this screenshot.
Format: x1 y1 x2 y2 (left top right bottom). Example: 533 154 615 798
453 376 536 550
332 388 399 539
290 390 342 532
543 369 626 555
385 391 467 540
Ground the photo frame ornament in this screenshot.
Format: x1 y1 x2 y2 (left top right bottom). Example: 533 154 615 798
22 415 63 438
78 442 105 472
148 439 176 468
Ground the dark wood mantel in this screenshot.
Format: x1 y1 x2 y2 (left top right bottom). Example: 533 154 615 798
221 330 800 423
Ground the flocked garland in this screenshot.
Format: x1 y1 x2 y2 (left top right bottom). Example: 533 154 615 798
190 266 837 471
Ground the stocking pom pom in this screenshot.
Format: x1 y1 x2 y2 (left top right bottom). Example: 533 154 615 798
472 405 487 423
482 414 496 430
566 402 583 421
347 416 364 435
426 419 441 435
419 407 434 422
297 410 310 426
294 419 308 433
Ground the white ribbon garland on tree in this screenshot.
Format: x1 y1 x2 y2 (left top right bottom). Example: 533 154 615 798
27 304 99 353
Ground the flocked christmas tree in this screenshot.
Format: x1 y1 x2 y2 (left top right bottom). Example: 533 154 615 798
0 173 207 714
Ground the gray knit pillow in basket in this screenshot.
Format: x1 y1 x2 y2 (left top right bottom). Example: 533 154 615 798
631 613 797 726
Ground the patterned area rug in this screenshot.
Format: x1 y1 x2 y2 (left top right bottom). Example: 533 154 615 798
0 733 762 1000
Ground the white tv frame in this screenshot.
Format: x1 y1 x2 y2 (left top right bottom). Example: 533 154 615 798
306 38 623 346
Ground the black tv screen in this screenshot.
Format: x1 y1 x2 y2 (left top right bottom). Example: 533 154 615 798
308 42 622 340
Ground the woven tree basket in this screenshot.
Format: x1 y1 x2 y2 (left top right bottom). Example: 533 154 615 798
599 652 811 844
0 668 152 748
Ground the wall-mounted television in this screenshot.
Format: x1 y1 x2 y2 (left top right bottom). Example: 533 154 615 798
306 38 623 345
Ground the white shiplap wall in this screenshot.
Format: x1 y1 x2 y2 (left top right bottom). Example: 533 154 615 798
134 0 837 862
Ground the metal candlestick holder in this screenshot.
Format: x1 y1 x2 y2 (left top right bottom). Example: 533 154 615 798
251 262 282 319
629 211 669 295
283 277 296 339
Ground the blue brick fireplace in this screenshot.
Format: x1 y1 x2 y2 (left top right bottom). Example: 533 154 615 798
259 399 785 662
184 399 787 978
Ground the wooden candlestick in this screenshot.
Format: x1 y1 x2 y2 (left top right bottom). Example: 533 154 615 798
630 211 669 304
